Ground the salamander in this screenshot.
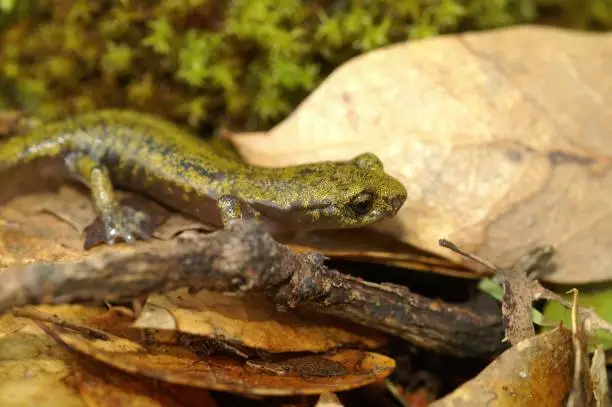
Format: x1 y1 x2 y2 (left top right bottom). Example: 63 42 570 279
0 110 407 247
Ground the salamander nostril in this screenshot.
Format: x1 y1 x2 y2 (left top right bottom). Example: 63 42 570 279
391 195 406 211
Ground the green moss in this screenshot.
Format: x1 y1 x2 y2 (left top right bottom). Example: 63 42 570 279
0 0 610 131
101 42 133 77
142 18 174 55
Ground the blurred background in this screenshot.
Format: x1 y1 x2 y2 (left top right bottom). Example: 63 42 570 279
0 0 610 133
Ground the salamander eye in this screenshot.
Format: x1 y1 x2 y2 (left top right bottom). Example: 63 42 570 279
352 153 383 171
348 191 375 216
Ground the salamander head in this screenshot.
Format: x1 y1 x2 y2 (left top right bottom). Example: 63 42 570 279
279 152 407 229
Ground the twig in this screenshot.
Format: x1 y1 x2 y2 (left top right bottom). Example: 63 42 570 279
12 308 111 339
438 239 497 270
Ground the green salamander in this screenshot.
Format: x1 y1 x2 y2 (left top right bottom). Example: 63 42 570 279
0 110 407 247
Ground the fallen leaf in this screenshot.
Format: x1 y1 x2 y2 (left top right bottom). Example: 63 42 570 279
152 215 213 240
429 327 573 407
590 347 610 407
75 359 218 407
0 304 107 407
229 26 612 284
36 187 97 235
44 322 396 396
133 289 385 353
0 183 208 268
0 188 125 266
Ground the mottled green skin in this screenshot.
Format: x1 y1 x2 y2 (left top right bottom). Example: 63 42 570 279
0 109 407 245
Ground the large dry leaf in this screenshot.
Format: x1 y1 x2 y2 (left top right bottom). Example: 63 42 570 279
0 305 107 407
44 322 395 396
590 347 610 407
75 359 218 407
229 26 612 284
134 289 385 353
430 327 573 407
0 188 162 268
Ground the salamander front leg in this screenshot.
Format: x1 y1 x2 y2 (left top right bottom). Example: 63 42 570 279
65 153 153 247
217 195 261 226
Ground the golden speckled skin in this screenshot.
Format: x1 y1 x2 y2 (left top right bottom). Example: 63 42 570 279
0 110 407 245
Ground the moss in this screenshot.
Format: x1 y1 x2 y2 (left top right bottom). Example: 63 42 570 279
0 0 610 131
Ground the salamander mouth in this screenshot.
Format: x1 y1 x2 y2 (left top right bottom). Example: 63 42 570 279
300 202 333 211
357 210 389 226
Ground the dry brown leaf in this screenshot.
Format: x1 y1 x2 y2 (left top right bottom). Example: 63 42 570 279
0 192 83 266
133 289 385 353
152 214 213 240
36 187 98 235
430 327 573 407
44 321 396 396
0 305 107 407
0 189 129 266
0 183 209 269
590 347 610 407
75 359 218 407
229 26 612 284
